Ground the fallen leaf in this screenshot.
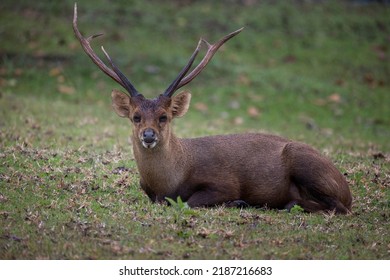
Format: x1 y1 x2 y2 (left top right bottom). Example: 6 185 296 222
14 68 23 76
49 67 62 77
328 93 341 103
372 44 387 60
0 78 7 87
321 128 334 137
248 92 264 102
335 79 346 87
58 85 75 95
247 106 261 118
194 102 208 113
237 74 251 86
68 41 79 50
313 98 327 106
57 75 65 83
363 73 375 86
233 117 244 125
283 55 296 63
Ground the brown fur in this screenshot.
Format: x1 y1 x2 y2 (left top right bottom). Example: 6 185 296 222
112 89 352 214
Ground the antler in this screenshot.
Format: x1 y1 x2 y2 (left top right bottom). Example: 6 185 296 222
162 40 202 97
73 3 242 98
163 27 244 97
72 3 139 97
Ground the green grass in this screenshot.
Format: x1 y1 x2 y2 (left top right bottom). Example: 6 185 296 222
1 0 389 259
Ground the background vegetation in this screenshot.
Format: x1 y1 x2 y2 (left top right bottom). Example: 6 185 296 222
0 0 389 259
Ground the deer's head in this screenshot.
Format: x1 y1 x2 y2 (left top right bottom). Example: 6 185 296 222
73 3 242 149
110 90 191 149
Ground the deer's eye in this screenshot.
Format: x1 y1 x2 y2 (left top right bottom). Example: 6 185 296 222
133 115 141 123
159 115 168 123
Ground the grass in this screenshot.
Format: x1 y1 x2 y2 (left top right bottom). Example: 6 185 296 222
0 0 389 259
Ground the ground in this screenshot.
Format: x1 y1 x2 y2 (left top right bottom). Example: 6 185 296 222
0 0 389 259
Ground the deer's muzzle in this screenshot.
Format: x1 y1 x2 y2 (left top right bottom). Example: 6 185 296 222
141 128 158 149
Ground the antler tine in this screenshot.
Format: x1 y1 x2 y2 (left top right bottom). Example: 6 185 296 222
101 47 140 96
163 40 202 97
175 27 244 91
73 3 139 97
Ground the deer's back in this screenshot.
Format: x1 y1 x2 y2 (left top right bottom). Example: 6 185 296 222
180 133 293 206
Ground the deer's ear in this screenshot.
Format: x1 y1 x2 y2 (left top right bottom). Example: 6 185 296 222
171 91 191 118
111 89 130 118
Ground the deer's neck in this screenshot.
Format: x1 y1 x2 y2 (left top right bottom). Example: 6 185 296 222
132 133 190 195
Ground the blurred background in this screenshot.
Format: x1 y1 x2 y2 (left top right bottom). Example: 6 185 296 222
1 0 389 150
1 0 389 260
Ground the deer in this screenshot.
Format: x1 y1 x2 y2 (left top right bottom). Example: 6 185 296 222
73 4 352 214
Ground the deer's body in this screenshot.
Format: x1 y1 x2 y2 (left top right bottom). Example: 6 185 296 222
134 131 351 213
74 4 352 214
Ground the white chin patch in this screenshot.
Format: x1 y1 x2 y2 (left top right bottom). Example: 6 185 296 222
142 141 157 149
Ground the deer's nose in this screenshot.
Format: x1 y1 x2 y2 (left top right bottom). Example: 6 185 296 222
142 128 156 144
